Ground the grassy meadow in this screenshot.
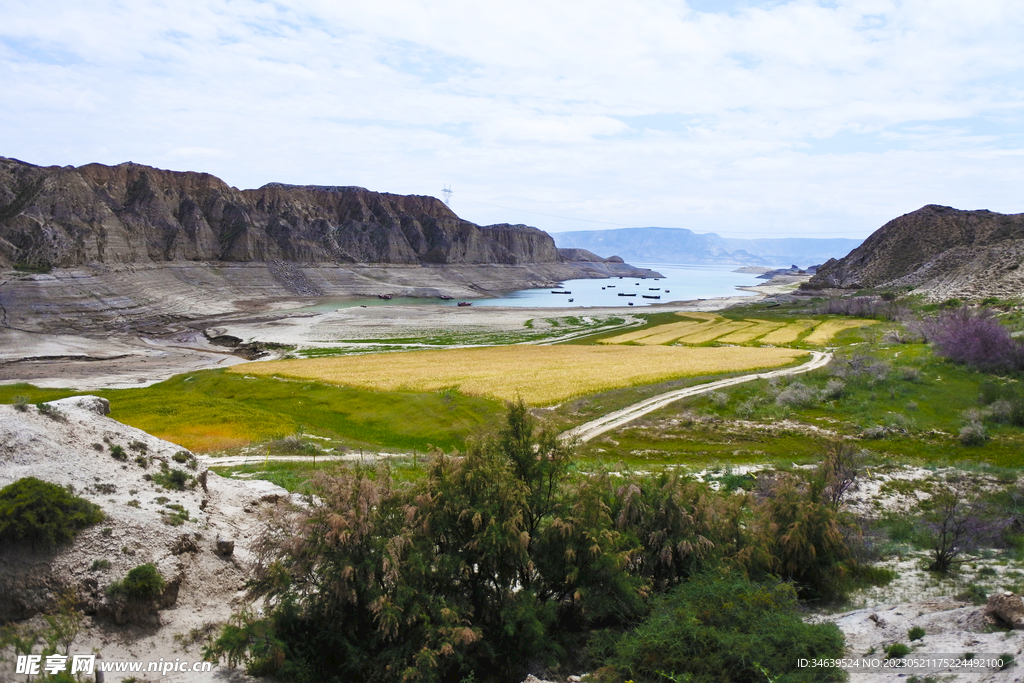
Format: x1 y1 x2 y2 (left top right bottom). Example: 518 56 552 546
0 372 504 453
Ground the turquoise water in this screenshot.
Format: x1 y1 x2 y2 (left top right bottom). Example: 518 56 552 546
460 263 766 308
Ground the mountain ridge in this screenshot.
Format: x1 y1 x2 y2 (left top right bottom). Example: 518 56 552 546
0 157 579 269
806 204 1024 299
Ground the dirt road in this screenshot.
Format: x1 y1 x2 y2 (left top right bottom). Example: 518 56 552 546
561 350 832 443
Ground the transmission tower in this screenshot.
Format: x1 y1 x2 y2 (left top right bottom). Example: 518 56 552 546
441 184 453 206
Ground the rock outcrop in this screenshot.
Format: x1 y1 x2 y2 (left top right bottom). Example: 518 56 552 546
806 205 1024 299
0 158 562 269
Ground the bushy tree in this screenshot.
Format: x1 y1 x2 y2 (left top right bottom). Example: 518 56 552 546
209 403 858 682
0 477 103 547
754 474 854 602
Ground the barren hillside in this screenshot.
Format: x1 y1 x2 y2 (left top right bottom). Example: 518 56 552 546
807 205 1024 299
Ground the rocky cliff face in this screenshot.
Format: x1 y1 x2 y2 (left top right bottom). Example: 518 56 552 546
0 158 560 268
807 205 1024 299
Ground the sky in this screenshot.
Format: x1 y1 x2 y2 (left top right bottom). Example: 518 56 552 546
1 0 1022 239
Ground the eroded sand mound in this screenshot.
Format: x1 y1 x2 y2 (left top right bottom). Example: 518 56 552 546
0 397 295 682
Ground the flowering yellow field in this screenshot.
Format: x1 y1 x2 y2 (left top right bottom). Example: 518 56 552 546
231 345 806 405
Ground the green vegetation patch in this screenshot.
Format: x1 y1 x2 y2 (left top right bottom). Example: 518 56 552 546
0 477 104 546
604 574 845 683
101 370 502 453
107 563 166 600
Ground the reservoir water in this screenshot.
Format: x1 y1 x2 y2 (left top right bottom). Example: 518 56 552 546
461 263 766 308
293 264 768 312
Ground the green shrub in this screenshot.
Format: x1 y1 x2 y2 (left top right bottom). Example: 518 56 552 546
886 643 910 659
908 626 925 641
151 464 194 491
36 402 65 421
0 477 104 546
959 422 988 446
607 574 845 683
107 563 165 600
162 504 191 526
109 444 127 461
91 559 111 571
13 395 29 412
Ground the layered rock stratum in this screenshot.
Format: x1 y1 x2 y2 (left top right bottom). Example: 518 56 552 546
807 205 1024 299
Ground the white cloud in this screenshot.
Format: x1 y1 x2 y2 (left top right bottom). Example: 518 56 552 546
0 0 1021 237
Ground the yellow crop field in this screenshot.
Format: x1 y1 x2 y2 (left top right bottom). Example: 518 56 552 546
636 322 715 345
716 320 786 343
759 320 816 344
804 319 877 345
600 320 705 345
674 321 753 344
232 345 806 405
600 313 720 345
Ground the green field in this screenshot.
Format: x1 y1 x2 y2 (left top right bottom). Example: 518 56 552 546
0 372 504 453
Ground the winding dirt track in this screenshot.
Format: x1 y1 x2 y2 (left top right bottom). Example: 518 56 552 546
561 350 832 443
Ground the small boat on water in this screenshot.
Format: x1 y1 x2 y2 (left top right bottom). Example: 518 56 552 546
378 294 393 300
628 302 634 306
665 290 670 293
457 301 472 306
551 290 572 294
618 293 637 297
438 295 453 300
642 295 661 299
568 298 574 302
649 288 660 291
607 285 616 288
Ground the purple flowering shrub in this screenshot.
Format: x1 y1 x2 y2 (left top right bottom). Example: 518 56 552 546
923 307 1024 373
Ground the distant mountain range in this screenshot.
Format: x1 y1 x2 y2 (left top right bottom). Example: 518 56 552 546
552 227 862 268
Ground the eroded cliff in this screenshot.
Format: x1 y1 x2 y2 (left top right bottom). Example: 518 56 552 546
0 158 559 268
